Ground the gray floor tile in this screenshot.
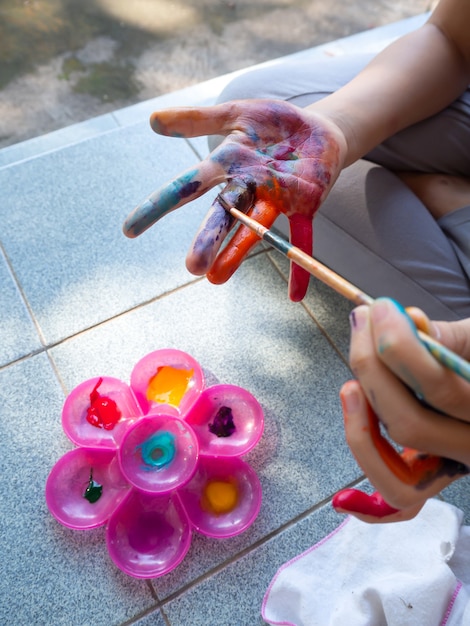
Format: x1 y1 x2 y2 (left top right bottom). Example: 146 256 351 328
48 252 360 599
0 249 42 366
0 353 156 626
0 121 213 345
0 113 119 169
441 476 470 524
131 609 168 626
267 249 354 362
162 502 344 626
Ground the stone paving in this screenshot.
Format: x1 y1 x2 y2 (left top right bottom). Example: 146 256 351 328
0 0 432 148
4 6 469 626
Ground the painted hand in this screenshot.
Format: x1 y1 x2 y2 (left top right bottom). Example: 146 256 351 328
123 99 346 301
334 299 470 523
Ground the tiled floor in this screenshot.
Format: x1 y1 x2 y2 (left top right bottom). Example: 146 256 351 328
2 13 470 626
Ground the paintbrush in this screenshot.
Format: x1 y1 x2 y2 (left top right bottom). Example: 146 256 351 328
219 197 470 383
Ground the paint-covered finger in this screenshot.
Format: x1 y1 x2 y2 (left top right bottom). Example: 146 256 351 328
287 213 313 302
149 102 248 139
206 199 278 284
340 381 466 510
349 304 470 447
185 198 233 275
185 179 256 275
332 489 425 523
123 161 225 238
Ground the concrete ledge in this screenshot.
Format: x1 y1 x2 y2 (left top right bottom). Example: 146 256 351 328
0 12 428 170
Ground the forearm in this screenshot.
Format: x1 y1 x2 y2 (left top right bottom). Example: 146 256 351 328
308 6 470 166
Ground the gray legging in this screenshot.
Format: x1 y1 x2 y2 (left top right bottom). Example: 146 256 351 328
211 53 470 321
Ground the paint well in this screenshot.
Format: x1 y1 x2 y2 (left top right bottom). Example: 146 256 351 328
146 365 193 406
202 479 238 514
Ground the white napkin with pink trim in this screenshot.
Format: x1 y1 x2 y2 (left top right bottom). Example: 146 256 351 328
262 498 470 626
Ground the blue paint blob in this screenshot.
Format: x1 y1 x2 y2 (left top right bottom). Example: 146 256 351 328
137 431 176 471
124 168 203 237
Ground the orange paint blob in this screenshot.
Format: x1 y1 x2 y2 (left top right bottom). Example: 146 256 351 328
146 366 193 406
202 479 238 514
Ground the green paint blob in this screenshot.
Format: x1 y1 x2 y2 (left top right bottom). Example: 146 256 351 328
83 469 103 504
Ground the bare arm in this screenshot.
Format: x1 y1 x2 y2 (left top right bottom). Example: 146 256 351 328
310 0 470 165
123 1 470 299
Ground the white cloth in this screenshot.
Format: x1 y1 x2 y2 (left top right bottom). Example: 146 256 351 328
262 499 470 626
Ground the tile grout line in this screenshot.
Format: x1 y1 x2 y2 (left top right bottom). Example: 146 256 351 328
148 476 366 613
0 123 121 171
301 299 352 369
0 248 269 375
265 251 353 369
184 137 206 161
0 276 206 374
119 604 170 626
0 241 48 347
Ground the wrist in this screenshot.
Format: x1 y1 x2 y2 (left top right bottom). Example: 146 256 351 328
305 95 392 167
302 107 349 169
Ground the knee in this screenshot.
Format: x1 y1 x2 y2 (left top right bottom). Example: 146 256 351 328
215 68 270 105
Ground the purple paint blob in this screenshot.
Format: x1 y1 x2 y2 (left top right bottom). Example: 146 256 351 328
208 406 236 438
179 180 201 199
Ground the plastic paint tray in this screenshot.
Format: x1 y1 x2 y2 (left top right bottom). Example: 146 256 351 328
46 349 264 579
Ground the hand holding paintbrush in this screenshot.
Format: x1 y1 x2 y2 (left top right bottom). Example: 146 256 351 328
122 97 470 522
219 195 470 522
218 196 470 383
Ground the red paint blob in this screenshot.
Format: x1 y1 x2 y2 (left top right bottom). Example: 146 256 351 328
86 378 121 430
332 489 399 518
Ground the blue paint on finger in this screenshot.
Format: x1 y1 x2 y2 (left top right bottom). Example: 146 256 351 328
385 298 419 338
123 169 202 237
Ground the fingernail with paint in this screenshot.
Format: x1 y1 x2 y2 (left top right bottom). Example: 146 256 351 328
349 305 368 331
123 198 158 238
332 489 400 518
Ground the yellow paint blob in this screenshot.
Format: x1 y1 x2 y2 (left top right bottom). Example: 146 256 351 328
146 365 193 406
202 479 238 515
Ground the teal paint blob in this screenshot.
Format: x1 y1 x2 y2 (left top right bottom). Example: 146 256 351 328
138 431 176 471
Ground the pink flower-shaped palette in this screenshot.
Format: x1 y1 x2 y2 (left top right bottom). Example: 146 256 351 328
46 349 264 578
